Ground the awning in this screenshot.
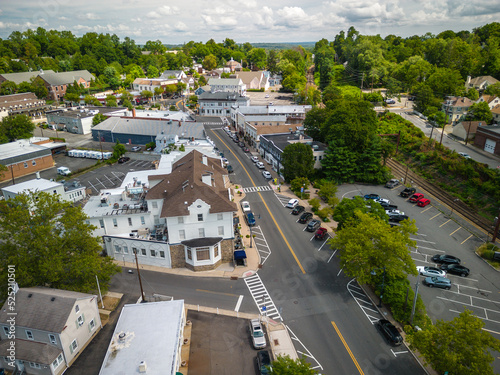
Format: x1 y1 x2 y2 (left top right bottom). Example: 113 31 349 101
234 250 246 260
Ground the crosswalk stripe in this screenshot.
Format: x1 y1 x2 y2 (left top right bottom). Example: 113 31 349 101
244 274 282 321
242 186 272 193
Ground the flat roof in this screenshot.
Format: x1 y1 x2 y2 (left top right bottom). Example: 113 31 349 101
233 105 311 115
83 191 148 218
0 139 52 164
1 178 61 194
99 300 184 375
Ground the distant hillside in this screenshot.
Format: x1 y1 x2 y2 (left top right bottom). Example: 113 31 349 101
163 42 315 51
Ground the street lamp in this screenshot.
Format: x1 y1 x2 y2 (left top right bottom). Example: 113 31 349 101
371 267 386 307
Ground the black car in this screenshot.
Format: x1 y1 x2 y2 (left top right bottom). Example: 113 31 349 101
306 219 321 232
379 202 398 210
118 156 130 163
388 214 409 223
256 350 272 375
376 319 403 346
400 187 416 198
226 164 233 173
291 205 305 215
432 254 461 265
298 212 313 224
439 264 470 277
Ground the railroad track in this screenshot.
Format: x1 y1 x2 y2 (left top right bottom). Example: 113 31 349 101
386 159 493 235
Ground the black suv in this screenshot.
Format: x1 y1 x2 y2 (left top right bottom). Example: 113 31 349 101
306 219 321 232
388 214 409 223
256 350 272 375
377 319 403 346
292 205 305 215
298 212 313 224
400 187 416 198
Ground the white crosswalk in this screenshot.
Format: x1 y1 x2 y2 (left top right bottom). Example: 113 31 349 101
244 273 282 321
242 185 272 193
347 279 381 324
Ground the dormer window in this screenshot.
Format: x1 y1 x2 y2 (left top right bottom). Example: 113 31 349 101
198 214 203 221
75 305 80 313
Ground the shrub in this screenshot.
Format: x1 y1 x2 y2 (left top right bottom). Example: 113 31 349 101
309 198 321 212
317 207 333 221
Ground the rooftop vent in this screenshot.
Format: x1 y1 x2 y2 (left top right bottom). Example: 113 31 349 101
119 332 126 341
139 361 147 373
51 297 55 301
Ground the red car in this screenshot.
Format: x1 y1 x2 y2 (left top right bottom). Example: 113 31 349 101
417 198 431 207
409 193 424 203
315 227 328 240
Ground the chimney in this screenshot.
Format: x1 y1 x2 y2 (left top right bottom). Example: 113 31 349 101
36 172 41 179
138 361 147 373
132 108 136 118
202 155 207 165
202 173 212 186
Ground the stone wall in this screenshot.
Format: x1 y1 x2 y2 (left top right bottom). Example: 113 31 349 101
170 244 186 268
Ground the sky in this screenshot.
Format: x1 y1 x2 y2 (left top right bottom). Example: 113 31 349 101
0 0 497 45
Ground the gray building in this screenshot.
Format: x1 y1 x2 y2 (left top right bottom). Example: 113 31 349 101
46 108 95 134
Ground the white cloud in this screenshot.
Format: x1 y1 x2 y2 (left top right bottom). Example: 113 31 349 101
147 5 180 19
276 7 316 28
58 16 68 21
78 13 100 20
253 6 274 27
174 22 188 32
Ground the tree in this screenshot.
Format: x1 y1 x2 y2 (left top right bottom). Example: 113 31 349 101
92 113 107 126
317 181 338 206
0 192 120 297
466 101 493 123
329 210 417 283
270 355 318 375
203 54 217 71
332 196 388 229
64 92 80 105
407 310 500 375
0 115 35 142
112 140 126 159
140 90 153 102
147 65 159 78
465 88 479 100
484 82 500 96
280 143 314 182
247 48 267 70
0 80 17 95
153 87 164 101
105 94 117 107
84 94 95 105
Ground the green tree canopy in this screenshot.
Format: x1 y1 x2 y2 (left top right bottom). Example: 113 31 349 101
332 196 387 228
466 101 493 123
270 355 318 375
407 310 500 375
280 142 314 182
0 114 35 143
92 113 107 126
0 192 120 296
203 54 217 71
112 139 126 158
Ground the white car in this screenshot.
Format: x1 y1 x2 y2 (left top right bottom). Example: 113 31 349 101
131 146 141 152
458 152 471 159
256 162 265 169
262 171 272 179
251 156 259 163
249 319 266 349
265 94 270 98
286 199 299 209
386 209 404 216
375 198 390 205
417 266 446 278
241 201 251 212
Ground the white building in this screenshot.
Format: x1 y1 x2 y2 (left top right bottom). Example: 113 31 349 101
99 300 186 375
207 77 246 95
198 92 250 117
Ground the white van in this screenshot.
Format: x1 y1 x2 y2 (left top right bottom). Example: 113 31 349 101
57 167 71 176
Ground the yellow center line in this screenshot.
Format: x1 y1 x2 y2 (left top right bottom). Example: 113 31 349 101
450 227 461 236
196 289 238 297
210 129 306 274
439 219 451 227
461 234 473 245
429 213 441 220
331 321 365 375
421 206 433 213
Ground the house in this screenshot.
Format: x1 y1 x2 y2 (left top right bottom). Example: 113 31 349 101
0 70 56 85
1 174 86 202
160 70 187 80
259 132 327 174
476 95 500 110
0 287 101 375
37 70 95 102
207 78 246 95
194 85 209 96
99 300 186 375
231 71 269 91
474 124 500 155
88 150 237 271
269 74 282 87
132 77 177 93
0 92 48 120
198 91 250 117
451 121 483 141
465 76 499 92
225 57 242 72
491 104 500 124
46 108 95 135
155 133 179 152
441 96 473 124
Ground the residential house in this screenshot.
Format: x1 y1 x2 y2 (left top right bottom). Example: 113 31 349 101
198 91 250 117
132 77 178 96
88 150 237 271
207 78 246 95
474 124 500 155
225 58 242 72
491 104 500 124
465 75 499 92
0 70 56 85
194 85 210 96
159 70 187 80
476 95 500 109
46 108 95 135
0 287 101 375
155 133 179 152
99 300 186 375
259 132 327 174
441 96 473 124
37 70 95 102
269 74 282 87
451 120 483 141
0 92 48 120
231 71 269 91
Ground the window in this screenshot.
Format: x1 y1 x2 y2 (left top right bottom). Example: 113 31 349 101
196 247 210 261
199 228 205 237
24 162 28 168
159 251 165 258
313 156 317 161
154 215 159 225
29 362 41 369
32 160 36 166
89 319 95 331
123 246 129 254
217 213 223 220
114 245 121 253
52 353 64 369
198 214 203 221
150 249 156 257
179 230 185 240
77 315 84 326
218 226 224 236
113 218 118 227
99 219 104 229
178 217 184 224
70 339 78 354
3 326 9 336
141 216 145 225
187 247 192 260
26 330 34 340
132 247 138 254
128 218 132 226
140 248 146 256
49 334 57 344
75 305 80 313
152 201 158 209
214 244 219 257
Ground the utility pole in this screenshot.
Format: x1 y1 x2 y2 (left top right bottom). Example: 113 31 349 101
134 251 146 302
9 165 15 185
410 273 421 325
492 208 500 243
465 120 471 145
98 130 104 160
360 73 364 99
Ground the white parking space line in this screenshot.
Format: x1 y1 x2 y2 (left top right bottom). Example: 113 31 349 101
318 238 330 251
234 295 244 312
421 206 433 213
103 174 115 185
410 238 436 244
286 325 323 371
414 246 445 253
327 250 337 263
347 279 381 324
449 309 500 325
341 189 361 199
336 268 343 276
95 177 106 188
87 181 99 192
391 349 409 357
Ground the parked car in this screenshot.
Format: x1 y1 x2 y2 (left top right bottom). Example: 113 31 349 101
400 187 416 198
432 254 461 265
298 212 313 223
306 219 321 232
241 201 251 212
376 319 403 346
118 156 130 163
364 193 380 200
439 264 470 277
291 205 305 215
262 171 272 179
256 162 265 169
315 227 328 240
388 214 409 222
385 98 396 104
57 166 71 176
385 179 400 188
417 198 431 207
409 193 425 203
386 209 404 216
238 142 245 148
423 276 452 289
375 198 390 205
226 164 234 173
458 152 471 159
286 199 299 209
243 147 250 153
379 202 398 210
251 156 259 163
256 350 272 374
233 137 239 143
249 319 266 349
131 146 141 152
416 266 446 278
245 212 256 227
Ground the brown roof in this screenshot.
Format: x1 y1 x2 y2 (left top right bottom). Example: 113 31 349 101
0 92 46 109
448 97 473 107
0 339 62 365
491 104 500 114
146 150 237 217
457 121 483 133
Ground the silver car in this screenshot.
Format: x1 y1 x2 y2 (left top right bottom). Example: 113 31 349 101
249 319 266 349
416 266 446 278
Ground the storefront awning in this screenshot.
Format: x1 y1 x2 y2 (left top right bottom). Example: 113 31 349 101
234 250 246 260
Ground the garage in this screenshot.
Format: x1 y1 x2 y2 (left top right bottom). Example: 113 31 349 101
485 138 496 154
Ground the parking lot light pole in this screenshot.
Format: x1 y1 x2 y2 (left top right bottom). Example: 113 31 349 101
371 266 386 307
410 273 421 326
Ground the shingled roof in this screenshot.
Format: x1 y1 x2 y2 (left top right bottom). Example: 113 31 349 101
146 150 236 218
0 339 61 365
